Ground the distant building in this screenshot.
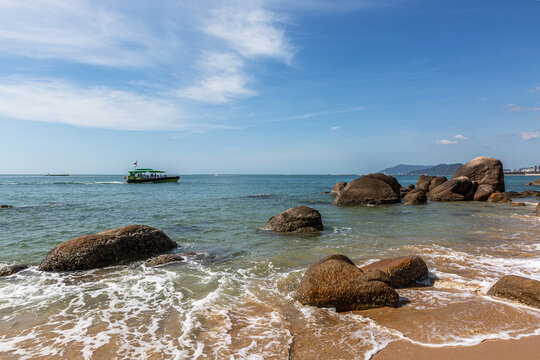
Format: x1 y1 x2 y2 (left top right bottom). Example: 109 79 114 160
503 164 540 174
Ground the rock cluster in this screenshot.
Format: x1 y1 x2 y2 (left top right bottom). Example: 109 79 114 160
265 206 323 233
0 264 29 276
39 225 177 271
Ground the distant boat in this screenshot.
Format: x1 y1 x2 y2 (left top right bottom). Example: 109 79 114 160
45 173 69 176
124 164 179 184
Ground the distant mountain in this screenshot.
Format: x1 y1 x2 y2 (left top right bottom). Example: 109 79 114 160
379 164 434 175
408 163 463 175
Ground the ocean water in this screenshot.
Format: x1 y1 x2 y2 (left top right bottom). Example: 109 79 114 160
0 174 539 359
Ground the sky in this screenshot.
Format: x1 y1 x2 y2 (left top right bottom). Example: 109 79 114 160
0 0 539 174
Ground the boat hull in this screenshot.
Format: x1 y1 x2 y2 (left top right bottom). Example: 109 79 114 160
126 176 179 184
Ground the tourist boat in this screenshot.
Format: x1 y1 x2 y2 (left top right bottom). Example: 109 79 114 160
124 163 179 183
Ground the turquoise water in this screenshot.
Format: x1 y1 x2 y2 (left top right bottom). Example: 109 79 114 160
0 174 539 359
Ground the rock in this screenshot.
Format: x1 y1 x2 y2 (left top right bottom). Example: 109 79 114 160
334 174 401 206
509 202 526 206
399 187 409 198
452 156 505 192
427 176 477 202
0 264 29 276
403 188 427 205
473 184 495 201
294 255 399 311
145 252 204 266
525 182 533 186
362 268 391 284
265 206 323 233
507 190 540 198
487 275 540 308
487 192 511 203
429 176 447 191
331 181 347 196
416 175 436 191
319 191 330 194
525 178 540 186
0 205 13 209
39 225 177 271
407 184 415 191
360 255 429 288
536 202 540 216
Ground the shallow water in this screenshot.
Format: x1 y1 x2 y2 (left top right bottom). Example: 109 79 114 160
0 174 539 359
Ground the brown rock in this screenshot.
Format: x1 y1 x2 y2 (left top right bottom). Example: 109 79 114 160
509 202 526 206
38 225 177 271
536 202 540 216
452 156 505 192
360 256 429 288
407 184 415 191
334 174 401 206
427 176 477 202
429 176 447 191
294 255 399 311
265 206 323 233
0 264 29 276
507 190 540 198
487 275 540 308
474 184 495 201
403 188 427 205
145 252 204 266
1 205 13 209
331 181 347 196
525 178 540 186
416 175 436 191
487 192 511 203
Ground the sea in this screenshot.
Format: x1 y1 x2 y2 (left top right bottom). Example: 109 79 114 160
0 174 539 359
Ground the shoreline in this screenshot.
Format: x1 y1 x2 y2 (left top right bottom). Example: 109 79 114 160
373 335 540 360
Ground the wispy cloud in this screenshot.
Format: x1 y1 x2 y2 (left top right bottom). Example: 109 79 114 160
331 126 340 131
520 131 540 141
435 134 469 145
0 0 167 67
506 104 540 112
0 78 189 130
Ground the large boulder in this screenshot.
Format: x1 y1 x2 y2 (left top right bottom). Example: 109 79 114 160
39 225 177 271
427 176 477 202
331 181 347 196
294 255 399 311
265 206 323 233
452 156 505 192
360 256 429 288
0 264 29 276
474 184 495 201
487 275 540 308
487 192 511 203
334 174 401 206
403 188 427 205
416 175 436 191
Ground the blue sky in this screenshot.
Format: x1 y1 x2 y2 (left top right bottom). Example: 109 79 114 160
0 0 539 174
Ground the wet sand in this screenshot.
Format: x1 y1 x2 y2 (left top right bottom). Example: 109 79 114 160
374 335 540 360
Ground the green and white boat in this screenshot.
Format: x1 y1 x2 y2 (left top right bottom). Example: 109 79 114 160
125 164 179 184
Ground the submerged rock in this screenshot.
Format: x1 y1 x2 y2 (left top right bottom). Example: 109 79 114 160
506 190 540 198
145 252 204 266
331 181 347 196
452 156 505 192
294 254 399 311
39 225 177 271
334 174 401 206
487 275 540 308
487 192 511 203
427 176 477 202
509 202 526 207
0 205 13 209
360 256 429 288
0 264 29 276
525 178 540 186
403 188 427 205
265 206 323 233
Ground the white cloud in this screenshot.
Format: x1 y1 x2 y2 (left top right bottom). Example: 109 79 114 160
205 7 294 63
506 104 540 112
520 131 540 141
331 126 340 131
0 0 167 67
454 134 469 141
177 72 255 104
435 139 458 145
0 78 188 130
